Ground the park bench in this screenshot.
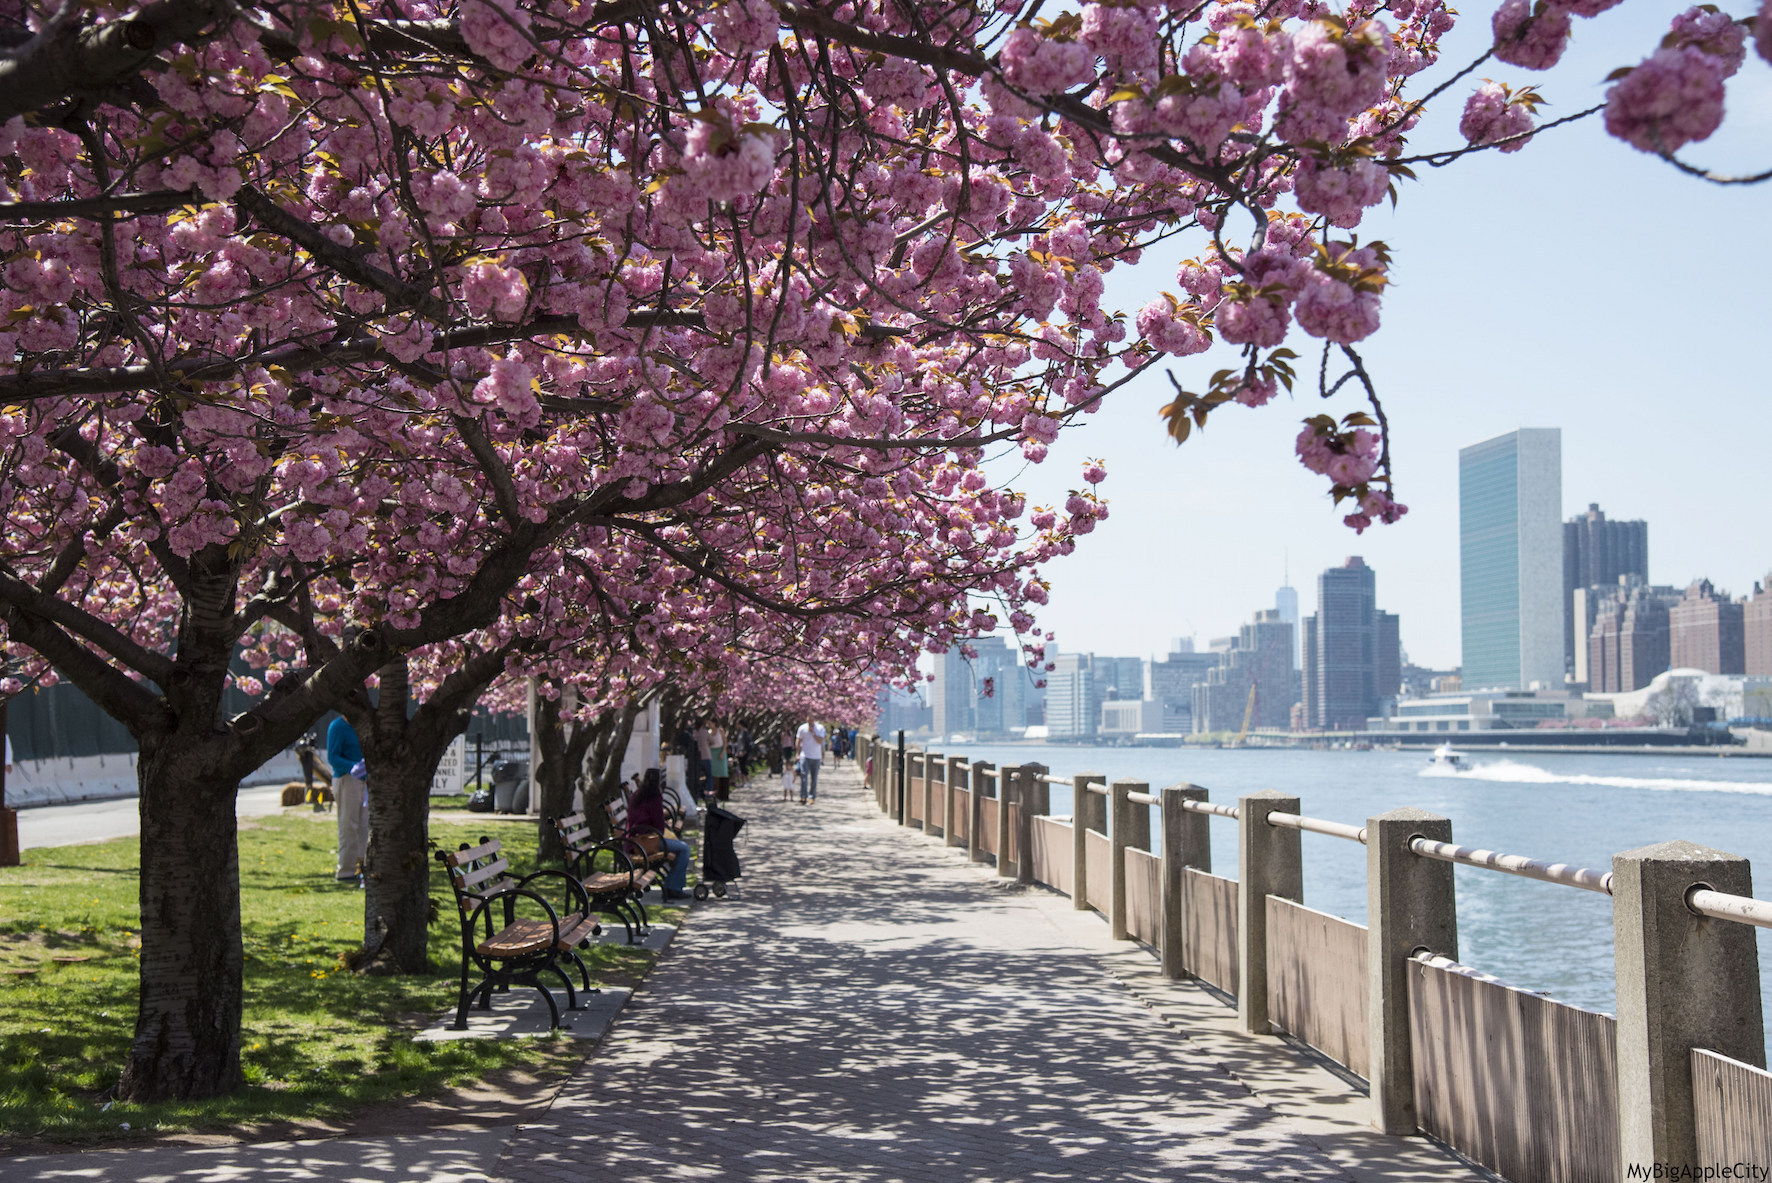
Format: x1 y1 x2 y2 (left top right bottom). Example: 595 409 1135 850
436 836 601 1031
550 812 673 944
601 783 689 838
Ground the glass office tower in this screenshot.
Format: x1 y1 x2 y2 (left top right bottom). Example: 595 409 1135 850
1460 428 1564 691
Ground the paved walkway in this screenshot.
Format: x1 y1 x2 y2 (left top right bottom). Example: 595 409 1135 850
14 785 289 850
489 765 1485 1183
3 764 1487 1182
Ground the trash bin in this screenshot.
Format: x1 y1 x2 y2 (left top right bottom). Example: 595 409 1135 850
490 757 529 813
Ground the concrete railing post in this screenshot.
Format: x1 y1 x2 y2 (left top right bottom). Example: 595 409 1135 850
1160 784 1210 979
1109 780 1148 941
946 755 967 848
921 751 939 835
1015 764 1041 886
1614 841 1766 1174
968 761 993 863
1024 765 1049 818
1070 773 1105 910
1237 790 1302 1037
893 745 907 825
994 764 1016 877
1366 808 1458 1135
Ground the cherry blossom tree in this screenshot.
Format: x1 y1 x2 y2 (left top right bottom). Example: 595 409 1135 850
2 0 1763 1104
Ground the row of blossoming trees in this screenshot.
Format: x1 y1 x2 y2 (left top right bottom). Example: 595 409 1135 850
0 0 1761 1104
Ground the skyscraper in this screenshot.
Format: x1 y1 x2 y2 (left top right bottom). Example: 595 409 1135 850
931 637 1032 738
1670 580 1746 675
1145 650 1220 733
1587 582 1675 693
1748 577 1772 677
1564 503 1649 675
1300 556 1401 730
1193 609 1294 733
930 646 973 739
1275 580 1300 671
1045 653 1097 739
1460 428 1564 691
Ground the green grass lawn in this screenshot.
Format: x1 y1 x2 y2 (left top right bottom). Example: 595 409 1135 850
0 806 682 1148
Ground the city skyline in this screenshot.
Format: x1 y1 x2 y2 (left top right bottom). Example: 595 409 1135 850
966 1 1767 671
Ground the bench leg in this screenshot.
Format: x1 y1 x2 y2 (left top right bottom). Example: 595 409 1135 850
545 962 579 1011
452 950 476 1030
530 977 562 1029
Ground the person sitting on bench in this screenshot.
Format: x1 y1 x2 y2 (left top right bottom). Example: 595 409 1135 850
629 768 692 902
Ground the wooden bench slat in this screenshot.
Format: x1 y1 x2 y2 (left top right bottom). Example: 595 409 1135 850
454 857 511 890
446 839 502 866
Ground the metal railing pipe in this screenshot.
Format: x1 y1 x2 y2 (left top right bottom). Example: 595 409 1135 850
1183 800 1240 820
1266 811 1369 845
1687 887 1772 929
1409 837 1613 895
1127 791 1158 807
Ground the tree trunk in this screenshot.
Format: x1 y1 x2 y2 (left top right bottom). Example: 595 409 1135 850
576 705 640 844
358 752 441 975
117 734 245 1100
353 656 484 975
534 682 600 865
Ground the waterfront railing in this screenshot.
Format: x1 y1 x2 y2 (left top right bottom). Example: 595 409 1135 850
857 734 1772 1183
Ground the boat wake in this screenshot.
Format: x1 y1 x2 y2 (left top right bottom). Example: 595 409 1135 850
1419 758 1772 796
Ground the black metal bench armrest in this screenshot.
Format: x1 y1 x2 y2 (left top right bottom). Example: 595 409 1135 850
518 867 591 917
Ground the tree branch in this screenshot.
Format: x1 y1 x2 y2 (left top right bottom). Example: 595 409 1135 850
0 0 233 123
0 188 198 222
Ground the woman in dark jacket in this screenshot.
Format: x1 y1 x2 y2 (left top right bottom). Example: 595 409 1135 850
629 768 692 901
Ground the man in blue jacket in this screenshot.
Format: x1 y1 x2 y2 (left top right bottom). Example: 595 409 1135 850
326 714 367 883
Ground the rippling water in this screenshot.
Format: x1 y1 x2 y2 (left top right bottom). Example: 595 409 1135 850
899 742 1772 1044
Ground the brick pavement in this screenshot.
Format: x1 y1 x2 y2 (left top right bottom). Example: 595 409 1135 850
490 763 1486 1183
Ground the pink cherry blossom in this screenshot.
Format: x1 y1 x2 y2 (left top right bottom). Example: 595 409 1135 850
1459 82 1537 151
1604 46 1727 153
1490 0 1571 70
1136 297 1213 355
1293 154 1391 226
1001 26 1097 94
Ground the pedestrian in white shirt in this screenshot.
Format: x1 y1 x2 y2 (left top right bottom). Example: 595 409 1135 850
795 719 827 804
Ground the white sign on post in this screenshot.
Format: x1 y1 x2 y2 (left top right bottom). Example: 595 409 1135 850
431 735 468 796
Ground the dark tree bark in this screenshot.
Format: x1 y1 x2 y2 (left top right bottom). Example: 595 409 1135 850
347 646 514 974
580 704 640 843
531 682 581 864
123 727 246 1100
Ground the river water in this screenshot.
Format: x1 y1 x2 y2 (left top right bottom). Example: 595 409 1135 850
906 742 1772 1044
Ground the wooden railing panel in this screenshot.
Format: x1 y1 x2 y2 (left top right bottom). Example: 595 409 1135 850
1694 1048 1772 1168
1267 896 1369 1078
1031 816 1072 895
1084 829 1110 915
1126 847 1161 947
951 788 969 841
1408 957 1618 1183
979 796 999 856
1183 869 1238 996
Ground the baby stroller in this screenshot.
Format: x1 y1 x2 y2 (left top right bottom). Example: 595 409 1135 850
693 804 745 900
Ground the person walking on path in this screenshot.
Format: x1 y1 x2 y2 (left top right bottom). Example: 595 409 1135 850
709 723 730 801
628 768 692 901
795 718 826 804
296 733 325 811
326 714 368 882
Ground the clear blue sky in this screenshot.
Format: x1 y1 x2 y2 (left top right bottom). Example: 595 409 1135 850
987 0 1771 673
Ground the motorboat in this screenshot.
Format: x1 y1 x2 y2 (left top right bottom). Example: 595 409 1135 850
1427 744 1467 771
